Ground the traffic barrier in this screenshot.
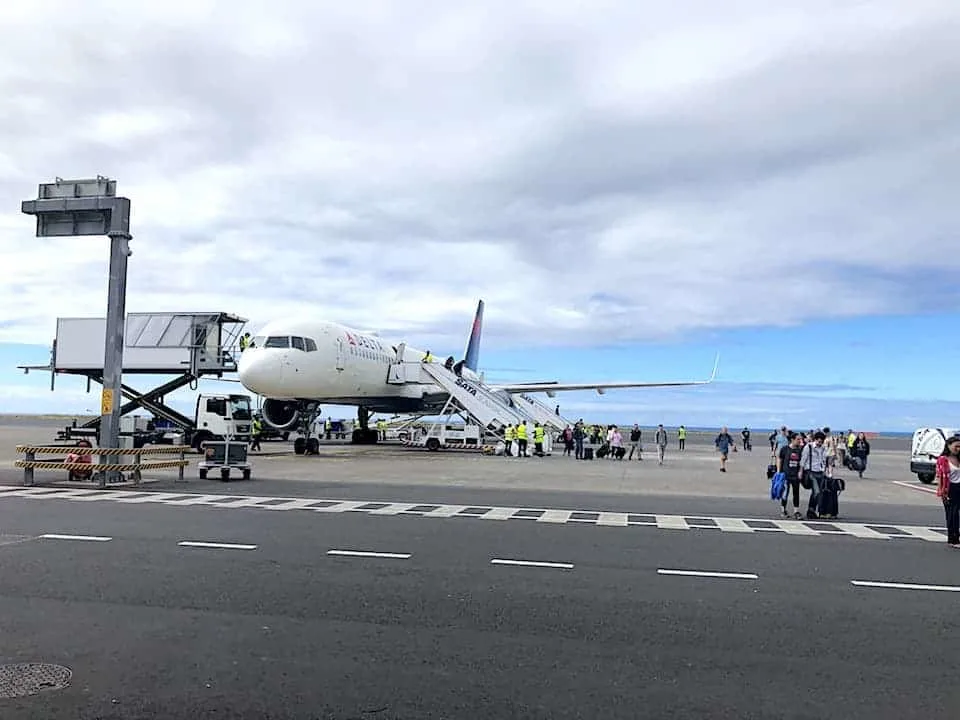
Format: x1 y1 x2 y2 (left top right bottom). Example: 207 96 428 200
14 445 190 488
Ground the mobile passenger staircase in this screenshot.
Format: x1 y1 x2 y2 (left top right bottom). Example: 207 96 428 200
511 392 570 432
386 360 552 450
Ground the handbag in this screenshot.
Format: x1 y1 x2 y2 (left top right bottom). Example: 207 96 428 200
800 447 813 489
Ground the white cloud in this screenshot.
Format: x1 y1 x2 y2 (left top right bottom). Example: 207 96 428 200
0 0 958 352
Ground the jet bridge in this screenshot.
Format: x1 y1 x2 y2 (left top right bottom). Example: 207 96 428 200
19 312 247 436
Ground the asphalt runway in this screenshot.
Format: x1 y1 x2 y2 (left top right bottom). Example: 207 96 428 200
0 494 958 719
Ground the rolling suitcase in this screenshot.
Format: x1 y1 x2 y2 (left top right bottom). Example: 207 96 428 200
818 476 841 518
583 447 594 460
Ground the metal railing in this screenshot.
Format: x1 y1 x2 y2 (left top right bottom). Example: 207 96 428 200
14 445 190 488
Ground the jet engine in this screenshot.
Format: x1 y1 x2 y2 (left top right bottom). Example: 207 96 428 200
261 398 300 430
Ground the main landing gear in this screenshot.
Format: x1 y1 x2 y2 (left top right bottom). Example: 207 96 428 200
293 401 322 456
352 406 380 445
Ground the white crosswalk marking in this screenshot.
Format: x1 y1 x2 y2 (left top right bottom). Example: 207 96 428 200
0 487 948 543
655 515 690 530
712 518 756 533
596 512 629 527
536 510 573 524
833 523 891 540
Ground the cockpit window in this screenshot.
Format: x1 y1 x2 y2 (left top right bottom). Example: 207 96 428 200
265 336 290 348
291 336 305 351
304 338 317 352
251 336 265 348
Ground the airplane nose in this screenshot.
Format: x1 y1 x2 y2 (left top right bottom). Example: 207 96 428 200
237 351 278 394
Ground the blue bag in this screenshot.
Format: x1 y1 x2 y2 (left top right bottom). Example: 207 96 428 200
770 471 786 501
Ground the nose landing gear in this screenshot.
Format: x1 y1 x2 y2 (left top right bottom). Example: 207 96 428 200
292 401 322 455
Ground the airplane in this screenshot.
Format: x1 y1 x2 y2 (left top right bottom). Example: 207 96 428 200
236 300 718 453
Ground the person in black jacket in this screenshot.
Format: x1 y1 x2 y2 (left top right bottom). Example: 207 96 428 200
628 425 643 460
850 432 871 478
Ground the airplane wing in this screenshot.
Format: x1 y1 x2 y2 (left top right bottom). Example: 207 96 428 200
491 354 720 397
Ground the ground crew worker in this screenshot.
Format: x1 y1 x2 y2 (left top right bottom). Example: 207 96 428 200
324 418 332 440
250 416 262 451
534 422 545 456
504 424 515 456
422 350 433 363
678 425 687 451
376 418 387 441
515 421 528 457
239 332 251 351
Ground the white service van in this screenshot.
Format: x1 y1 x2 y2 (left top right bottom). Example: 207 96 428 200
154 394 253 451
910 427 959 484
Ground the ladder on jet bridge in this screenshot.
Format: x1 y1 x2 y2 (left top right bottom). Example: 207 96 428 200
510 393 570 432
391 361 532 434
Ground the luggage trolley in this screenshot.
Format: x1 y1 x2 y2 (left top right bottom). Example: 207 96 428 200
198 438 252 481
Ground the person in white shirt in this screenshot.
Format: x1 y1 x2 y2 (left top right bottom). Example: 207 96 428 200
822 426 837 478
799 431 828 519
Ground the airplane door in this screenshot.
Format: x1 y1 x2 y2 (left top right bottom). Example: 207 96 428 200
336 338 345 371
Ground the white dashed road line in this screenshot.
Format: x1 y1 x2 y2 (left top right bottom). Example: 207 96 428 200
178 541 258 551
40 534 112 542
891 481 937 495
490 558 575 569
327 549 411 559
850 580 960 593
658 568 759 580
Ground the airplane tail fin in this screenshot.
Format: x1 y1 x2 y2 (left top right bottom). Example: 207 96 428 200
463 299 484 372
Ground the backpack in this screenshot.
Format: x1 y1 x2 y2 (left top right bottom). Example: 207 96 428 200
770 471 787 501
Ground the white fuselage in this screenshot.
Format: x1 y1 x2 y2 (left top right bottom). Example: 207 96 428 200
237 318 468 412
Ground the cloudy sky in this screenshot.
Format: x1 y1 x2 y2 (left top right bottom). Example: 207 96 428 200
0 0 958 430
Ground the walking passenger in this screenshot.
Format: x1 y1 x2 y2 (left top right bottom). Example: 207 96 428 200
715 427 735 472
823 426 837 478
850 432 871 478
628 425 643 460
935 434 960 548
655 424 668 465
610 426 624 459
777 432 803 519
573 421 585 459
799 431 828 519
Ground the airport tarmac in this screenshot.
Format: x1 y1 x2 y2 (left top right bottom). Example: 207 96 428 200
0 422 937 523
1 420 955 719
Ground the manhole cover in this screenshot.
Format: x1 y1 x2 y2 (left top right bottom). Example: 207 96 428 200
0 663 72 699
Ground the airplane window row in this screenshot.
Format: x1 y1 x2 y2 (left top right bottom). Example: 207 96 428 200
349 346 391 363
251 335 318 352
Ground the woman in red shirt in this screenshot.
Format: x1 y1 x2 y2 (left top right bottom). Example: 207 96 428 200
934 434 960 548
